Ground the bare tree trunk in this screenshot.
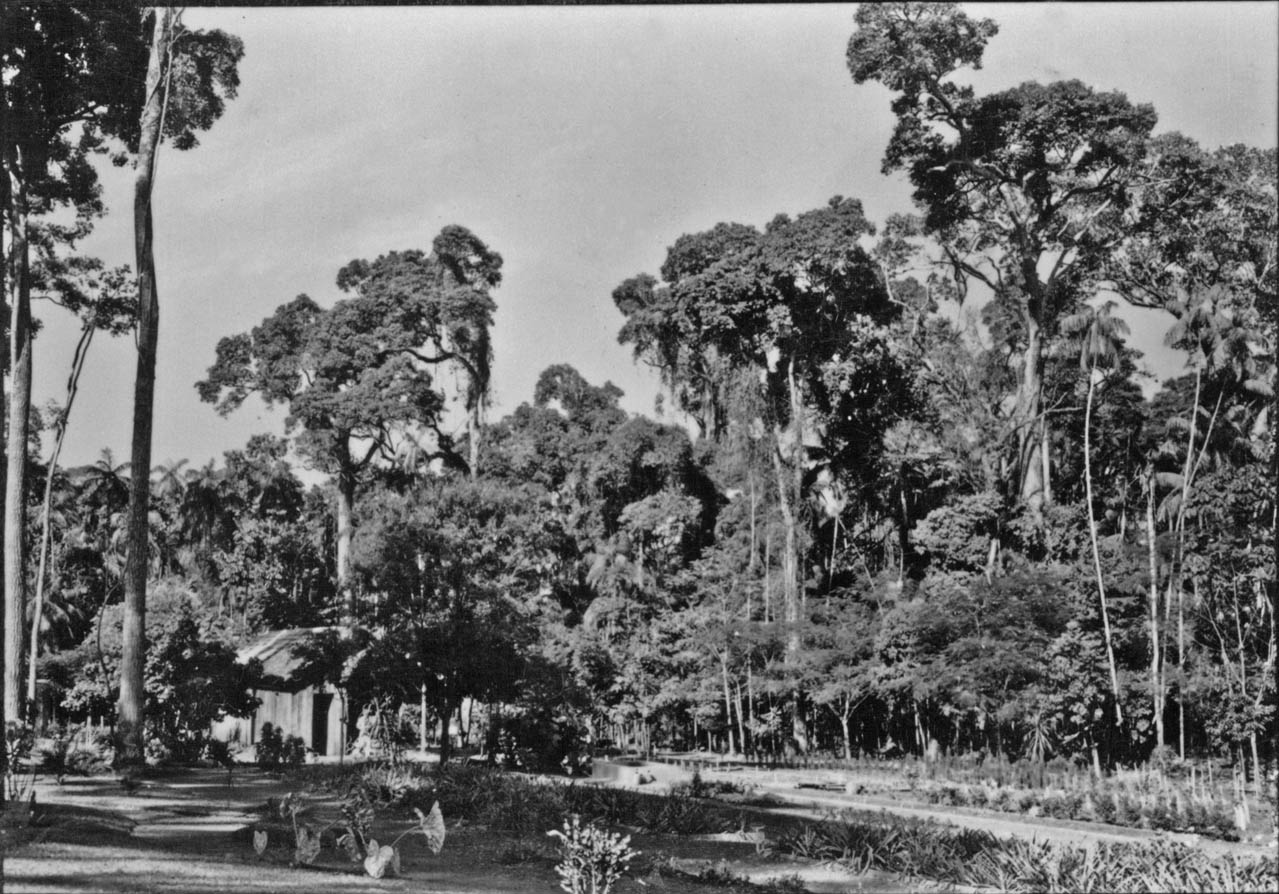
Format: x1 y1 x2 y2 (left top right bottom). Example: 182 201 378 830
1041 411 1053 506
336 468 355 623
1084 367 1123 723
1178 581 1186 759
734 679 747 758
4 171 31 722
720 652 735 756
29 325 95 707
437 697 453 766
419 684 428 753
1016 315 1047 521
763 530 771 623
467 402 481 481
1 60 11 817
781 359 810 753
1145 478 1165 751
118 7 174 767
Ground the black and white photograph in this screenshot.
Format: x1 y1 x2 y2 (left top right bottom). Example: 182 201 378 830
1 2 1275 891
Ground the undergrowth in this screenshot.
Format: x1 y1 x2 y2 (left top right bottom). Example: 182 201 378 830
772 807 1277 893
286 761 1277 892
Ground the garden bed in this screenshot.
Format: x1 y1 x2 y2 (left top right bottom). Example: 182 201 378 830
7 763 1276 893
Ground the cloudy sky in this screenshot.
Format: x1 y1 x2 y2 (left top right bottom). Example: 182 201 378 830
40 2 1279 475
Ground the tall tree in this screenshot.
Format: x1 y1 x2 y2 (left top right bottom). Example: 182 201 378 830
28 265 136 706
118 6 243 766
2 0 148 722
615 196 908 750
1060 300 1129 722
847 2 1157 522
197 228 502 619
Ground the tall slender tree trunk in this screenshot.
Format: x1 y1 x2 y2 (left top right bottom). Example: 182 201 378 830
719 652 735 756
4 172 30 722
1084 366 1123 722
28 325 95 707
336 467 355 623
419 684 428 753
1178 581 1185 759
1016 315 1047 520
466 396 482 481
118 7 174 767
1169 368 1205 760
779 359 810 752
1 64 11 818
1145 478 1165 751
1041 413 1052 506
733 679 747 757
437 696 453 766
840 707 852 760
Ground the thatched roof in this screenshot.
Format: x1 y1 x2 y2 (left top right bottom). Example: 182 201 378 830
238 627 331 692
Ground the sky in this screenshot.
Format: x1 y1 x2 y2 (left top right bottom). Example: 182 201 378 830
36 2 1279 476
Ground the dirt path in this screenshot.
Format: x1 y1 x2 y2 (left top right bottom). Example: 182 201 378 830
5 770 552 894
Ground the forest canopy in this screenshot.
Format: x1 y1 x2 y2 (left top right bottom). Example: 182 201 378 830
1 3 1273 788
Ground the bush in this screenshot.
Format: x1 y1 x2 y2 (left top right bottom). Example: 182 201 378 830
548 815 637 894
353 762 424 807
4 722 36 801
39 724 82 782
60 584 262 763
257 723 305 770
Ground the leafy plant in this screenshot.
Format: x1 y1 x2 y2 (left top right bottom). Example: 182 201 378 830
257 723 305 770
38 723 83 783
4 722 37 803
548 814 637 894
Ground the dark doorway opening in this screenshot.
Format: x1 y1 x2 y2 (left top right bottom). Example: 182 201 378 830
312 693 333 756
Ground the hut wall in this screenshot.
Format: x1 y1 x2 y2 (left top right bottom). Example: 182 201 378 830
211 686 346 757
256 688 312 745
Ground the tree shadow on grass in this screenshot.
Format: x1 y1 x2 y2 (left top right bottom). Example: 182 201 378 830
8 770 560 893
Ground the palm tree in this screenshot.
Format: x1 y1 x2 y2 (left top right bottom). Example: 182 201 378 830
1061 300 1129 727
1160 285 1271 759
151 458 189 503
83 450 132 522
177 460 230 578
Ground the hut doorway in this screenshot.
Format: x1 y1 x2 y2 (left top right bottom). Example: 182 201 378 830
312 692 333 756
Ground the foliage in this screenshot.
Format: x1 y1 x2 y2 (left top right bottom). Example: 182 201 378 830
548 814 638 894
250 788 444 878
12 0 1276 805
772 807 1276 893
4 722 37 802
197 228 502 483
256 723 305 770
58 581 261 762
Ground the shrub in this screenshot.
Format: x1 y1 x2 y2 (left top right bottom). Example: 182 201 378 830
354 762 423 806
257 723 306 770
4 722 36 802
548 815 637 894
39 724 82 782
61 585 261 763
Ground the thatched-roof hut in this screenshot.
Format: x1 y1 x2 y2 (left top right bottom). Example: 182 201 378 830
212 628 346 758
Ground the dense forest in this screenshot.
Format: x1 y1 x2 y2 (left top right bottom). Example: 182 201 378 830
2 2 1274 792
